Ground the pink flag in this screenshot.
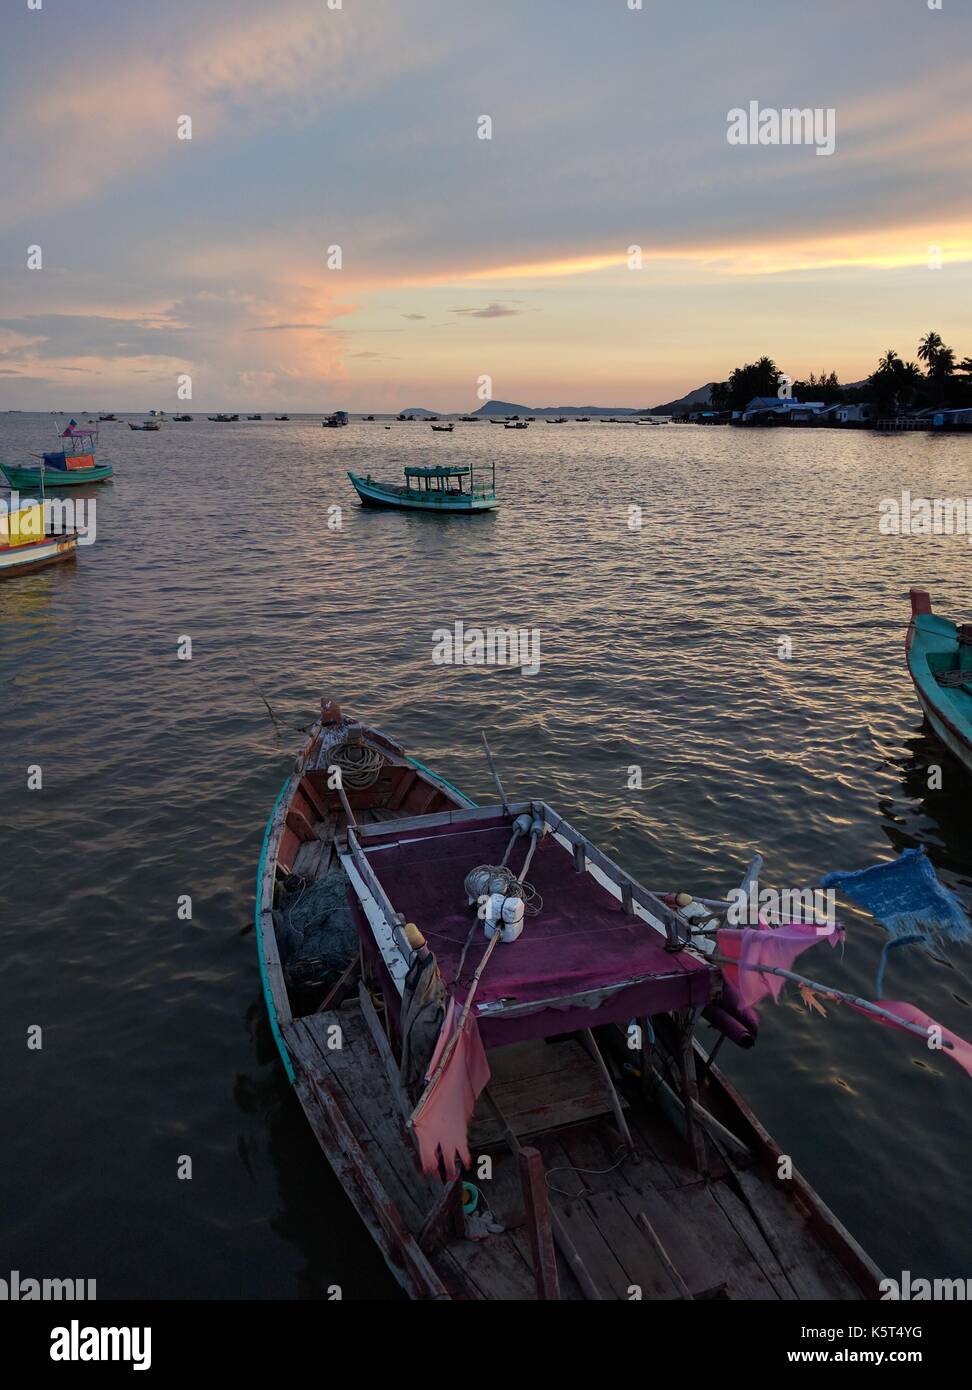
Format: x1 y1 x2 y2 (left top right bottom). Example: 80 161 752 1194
717 923 843 1008
846 999 972 1081
411 998 491 1180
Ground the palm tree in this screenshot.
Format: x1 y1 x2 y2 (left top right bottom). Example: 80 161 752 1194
935 347 956 378
917 331 943 367
878 349 900 372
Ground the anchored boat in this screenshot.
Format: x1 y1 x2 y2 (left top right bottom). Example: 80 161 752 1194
1 425 112 488
348 462 497 513
907 589 972 775
257 703 885 1301
0 497 78 579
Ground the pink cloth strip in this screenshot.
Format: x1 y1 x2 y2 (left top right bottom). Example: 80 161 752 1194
847 999 972 1081
717 923 843 1008
412 998 491 1180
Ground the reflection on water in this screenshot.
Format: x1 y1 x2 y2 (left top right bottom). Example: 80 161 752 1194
1 414 970 1294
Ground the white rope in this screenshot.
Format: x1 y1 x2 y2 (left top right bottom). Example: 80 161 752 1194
326 740 385 789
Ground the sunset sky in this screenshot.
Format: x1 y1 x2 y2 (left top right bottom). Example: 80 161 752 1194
1 0 971 411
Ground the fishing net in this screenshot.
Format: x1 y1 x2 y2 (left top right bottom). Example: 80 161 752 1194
280 869 358 991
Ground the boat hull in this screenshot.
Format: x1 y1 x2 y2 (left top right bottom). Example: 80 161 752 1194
348 471 497 512
913 689 972 774
0 534 78 578
257 712 884 1301
1 461 113 487
905 590 972 776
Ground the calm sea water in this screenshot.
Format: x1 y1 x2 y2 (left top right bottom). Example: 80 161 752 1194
1 412 970 1297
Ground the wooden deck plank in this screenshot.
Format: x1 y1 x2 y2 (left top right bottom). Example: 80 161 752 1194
286 1015 434 1232
614 1183 724 1299
556 1120 668 1197
292 835 329 880
652 1182 778 1300
300 1009 444 1213
548 1195 634 1301
467 1145 584 1301
722 1170 862 1301
442 1230 540 1301
292 1071 448 1300
709 1181 799 1301
584 1190 681 1301
486 1037 588 1084
469 1042 620 1148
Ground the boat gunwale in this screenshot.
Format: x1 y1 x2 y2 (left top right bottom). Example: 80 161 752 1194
906 599 972 768
257 714 477 1085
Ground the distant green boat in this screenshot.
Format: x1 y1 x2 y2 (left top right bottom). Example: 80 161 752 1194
348 462 497 513
907 589 972 776
1 459 113 488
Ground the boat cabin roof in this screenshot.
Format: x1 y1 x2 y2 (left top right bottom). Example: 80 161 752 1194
404 465 471 479
346 803 713 1047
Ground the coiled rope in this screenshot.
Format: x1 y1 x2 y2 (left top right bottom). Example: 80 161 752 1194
462 864 543 916
325 740 385 789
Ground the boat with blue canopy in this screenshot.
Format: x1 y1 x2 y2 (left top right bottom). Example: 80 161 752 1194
0 423 113 488
906 589 972 775
348 462 497 513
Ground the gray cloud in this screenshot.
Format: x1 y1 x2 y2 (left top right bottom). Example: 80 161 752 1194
0 314 189 360
452 302 524 319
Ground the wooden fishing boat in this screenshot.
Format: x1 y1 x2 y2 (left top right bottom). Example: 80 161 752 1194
0 499 78 579
129 421 161 431
323 411 349 428
431 423 454 432
1 459 113 487
257 706 885 1301
275 415 290 421
907 589 972 774
348 463 498 513
2 426 112 487
504 421 528 429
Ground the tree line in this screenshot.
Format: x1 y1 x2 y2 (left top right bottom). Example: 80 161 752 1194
709 334 972 415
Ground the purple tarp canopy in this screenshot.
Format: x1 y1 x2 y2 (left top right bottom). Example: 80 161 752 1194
355 818 713 1047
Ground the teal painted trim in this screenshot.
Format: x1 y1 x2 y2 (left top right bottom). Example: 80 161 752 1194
255 776 295 1083
404 755 476 808
0 461 114 488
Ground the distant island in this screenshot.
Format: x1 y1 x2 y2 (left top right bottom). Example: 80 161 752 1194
397 333 972 423
397 394 709 418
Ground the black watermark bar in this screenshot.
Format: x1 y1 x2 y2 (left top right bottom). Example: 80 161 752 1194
0 1298 966 1374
